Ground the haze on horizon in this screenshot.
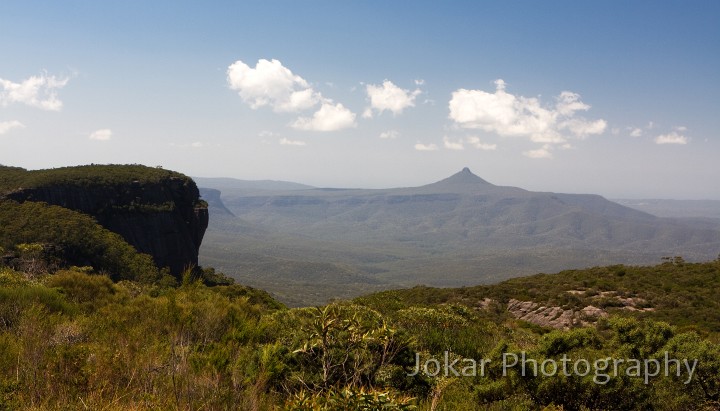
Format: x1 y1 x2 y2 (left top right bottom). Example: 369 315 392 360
1 1 719 200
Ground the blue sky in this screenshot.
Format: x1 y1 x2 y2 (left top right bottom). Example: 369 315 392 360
1 1 719 199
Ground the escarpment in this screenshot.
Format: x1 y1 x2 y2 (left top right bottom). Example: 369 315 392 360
198 187 235 217
0 164 209 277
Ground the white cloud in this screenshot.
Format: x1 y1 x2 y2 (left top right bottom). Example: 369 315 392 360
228 59 357 131
292 101 357 131
448 79 606 145
523 144 553 159
465 136 497 151
555 91 590 116
654 131 688 145
627 121 659 137
227 59 320 112
0 120 24 135
379 130 400 139
558 118 607 138
89 129 112 141
279 137 306 146
190 141 203 148
258 130 278 138
414 79 425 86
365 80 421 117
628 127 643 137
443 136 464 150
414 142 438 151
0 73 68 111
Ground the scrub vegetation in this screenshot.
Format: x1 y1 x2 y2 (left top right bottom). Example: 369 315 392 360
0 260 719 410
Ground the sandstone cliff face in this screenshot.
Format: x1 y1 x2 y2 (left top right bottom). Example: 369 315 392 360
5 175 208 277
198 187 235 217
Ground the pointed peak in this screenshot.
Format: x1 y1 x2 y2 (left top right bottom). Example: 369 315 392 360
444 167 491 184
419 167 494 191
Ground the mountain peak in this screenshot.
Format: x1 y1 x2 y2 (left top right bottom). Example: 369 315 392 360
415 167 495 192
441 167 492 185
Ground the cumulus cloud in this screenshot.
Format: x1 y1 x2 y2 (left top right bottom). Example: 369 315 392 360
279 137 306 146
89 129 112 141
466 136 497 151
0 120 24 135
379 130 400 139
227 59 319 112
364 80 421 118
443 136 464 150
523 144 553 159
292 101 357 131
227 59 357 131
414 142 438 151
0 73 69 111
654 131 688 145
448 79 606 145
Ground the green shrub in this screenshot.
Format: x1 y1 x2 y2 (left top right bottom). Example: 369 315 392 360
0 286 74 329
45 270 116 310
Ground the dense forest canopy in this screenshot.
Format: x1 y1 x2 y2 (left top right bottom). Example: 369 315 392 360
0 164 193 193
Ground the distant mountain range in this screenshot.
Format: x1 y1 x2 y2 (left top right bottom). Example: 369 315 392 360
193 177 313 195
197 168 720 306
612 198 720 219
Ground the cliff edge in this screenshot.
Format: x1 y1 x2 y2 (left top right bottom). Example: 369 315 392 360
0 164 209 277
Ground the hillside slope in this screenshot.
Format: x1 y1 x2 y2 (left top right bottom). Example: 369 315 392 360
358 259 720 335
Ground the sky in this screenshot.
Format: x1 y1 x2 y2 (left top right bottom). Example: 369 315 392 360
1 1 719 199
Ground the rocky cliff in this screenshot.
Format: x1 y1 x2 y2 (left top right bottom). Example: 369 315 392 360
199 187 235 217
1 165 208 277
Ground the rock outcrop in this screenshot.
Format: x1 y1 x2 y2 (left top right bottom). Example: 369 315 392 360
2 165 208 277
507 298 608 329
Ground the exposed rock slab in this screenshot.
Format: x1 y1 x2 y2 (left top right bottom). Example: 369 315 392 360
507 298 608 329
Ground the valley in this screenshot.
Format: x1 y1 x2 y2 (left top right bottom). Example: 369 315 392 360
198 168 720 306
